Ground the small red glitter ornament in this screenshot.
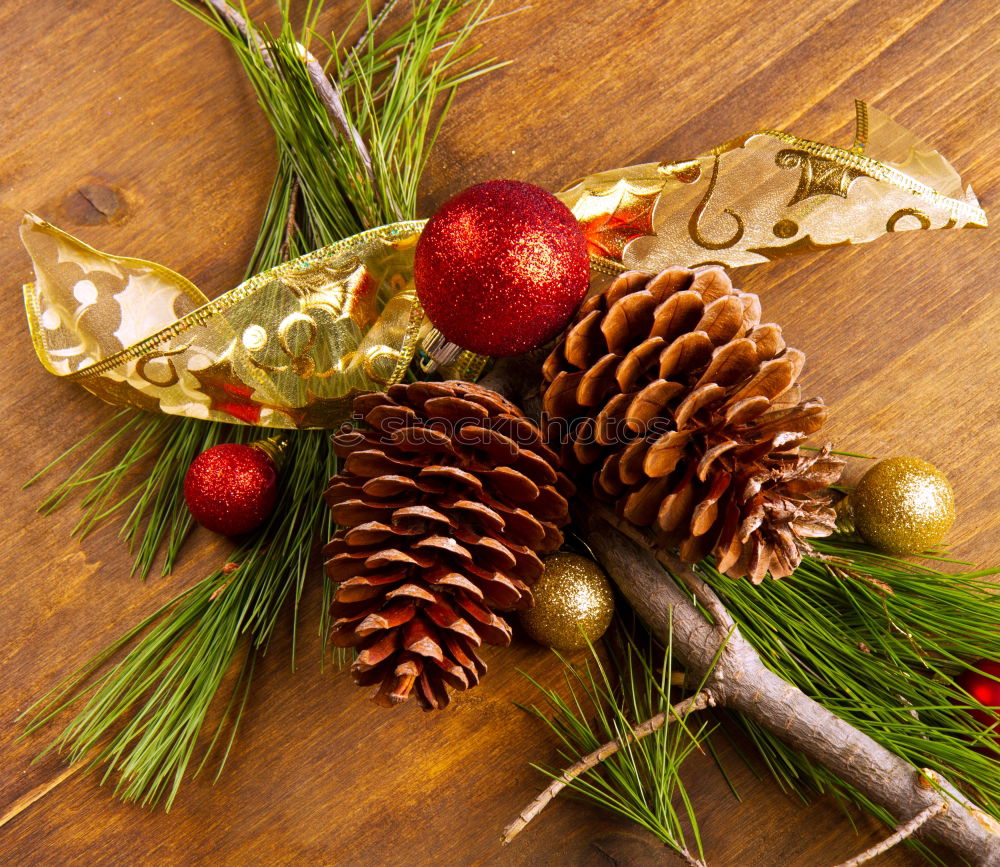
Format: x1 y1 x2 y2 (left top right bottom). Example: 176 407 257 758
957 659 1000 738
414 179 589 356
183 443 279 536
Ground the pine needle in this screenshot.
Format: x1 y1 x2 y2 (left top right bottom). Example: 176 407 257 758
23 426 333 808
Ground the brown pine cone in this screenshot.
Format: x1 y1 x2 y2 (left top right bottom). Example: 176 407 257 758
324 381 573 709
541 266 843 584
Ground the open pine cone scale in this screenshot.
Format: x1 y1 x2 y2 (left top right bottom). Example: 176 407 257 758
541 266 844 584
324 381 573 709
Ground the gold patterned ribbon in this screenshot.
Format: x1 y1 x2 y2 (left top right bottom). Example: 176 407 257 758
21 102 985 429
21 216 484 428
560 101 985 275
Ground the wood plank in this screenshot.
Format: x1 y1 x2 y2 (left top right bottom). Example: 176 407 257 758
0 1 996 864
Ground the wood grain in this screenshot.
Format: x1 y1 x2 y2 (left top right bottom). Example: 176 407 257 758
0 1 997 865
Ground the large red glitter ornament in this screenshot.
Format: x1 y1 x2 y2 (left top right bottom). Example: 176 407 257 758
414 179 590 356
957 659 1000 738
183 443 278 536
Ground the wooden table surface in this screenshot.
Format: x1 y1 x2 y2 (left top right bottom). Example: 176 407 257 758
1 1 997 865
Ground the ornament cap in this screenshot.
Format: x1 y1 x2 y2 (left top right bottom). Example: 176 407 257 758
416 327 464 374
251 434 288 467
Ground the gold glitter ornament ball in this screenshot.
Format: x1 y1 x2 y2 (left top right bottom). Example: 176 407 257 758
849 457 955 554
520 553 615 651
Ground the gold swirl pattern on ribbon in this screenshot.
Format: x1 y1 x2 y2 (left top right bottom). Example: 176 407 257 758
21 102 986 429
687 156 745 251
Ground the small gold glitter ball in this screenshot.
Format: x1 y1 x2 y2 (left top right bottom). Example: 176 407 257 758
849 457 955 554
520 553 614 651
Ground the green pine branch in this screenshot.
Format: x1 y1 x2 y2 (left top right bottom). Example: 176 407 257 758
23 0 500 809
696 541 1000 847
24 424 333 806
516 534 1000 865
516 616 715 865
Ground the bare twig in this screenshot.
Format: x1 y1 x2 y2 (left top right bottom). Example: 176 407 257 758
299 46 375 183
280 177 300 261
835 800 946 867
679 849 708 867
583 503 735 632
205 0 267 61
349 0 400 57
502 690 714 845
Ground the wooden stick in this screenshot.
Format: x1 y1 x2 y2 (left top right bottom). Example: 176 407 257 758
300 52 375 185
835 800 947 867
502 690 714 845
678 848 708 867
204 0 263 56
280 177 300 262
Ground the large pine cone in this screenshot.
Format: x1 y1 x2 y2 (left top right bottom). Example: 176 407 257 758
541 266 843 584
324 381 572 709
